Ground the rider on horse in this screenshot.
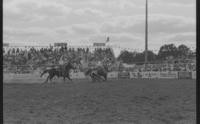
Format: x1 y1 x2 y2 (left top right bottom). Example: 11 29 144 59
40 59 76 83
88 61 108 82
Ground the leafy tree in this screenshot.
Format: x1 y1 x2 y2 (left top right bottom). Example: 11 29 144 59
157 44 178 60
117 50 135 64
117 50 157 64
177 44 190 58
134 50 157 63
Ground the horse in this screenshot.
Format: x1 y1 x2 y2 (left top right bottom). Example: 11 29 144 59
85 65 109 82
85 68 104 82
40 62 76 83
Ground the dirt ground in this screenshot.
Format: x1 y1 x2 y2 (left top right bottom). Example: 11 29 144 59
3 78 196 124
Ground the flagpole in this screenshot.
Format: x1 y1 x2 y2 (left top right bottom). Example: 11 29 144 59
145 0 148 71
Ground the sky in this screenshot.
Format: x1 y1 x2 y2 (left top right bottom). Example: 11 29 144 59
3 0 196 55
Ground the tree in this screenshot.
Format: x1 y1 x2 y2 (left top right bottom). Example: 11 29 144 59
117 50 157 64
157 44 178 60
177 44 190 58
134 50 157 63
117 50 135 64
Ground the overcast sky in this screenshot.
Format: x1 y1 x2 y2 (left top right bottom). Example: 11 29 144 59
3 0 196 54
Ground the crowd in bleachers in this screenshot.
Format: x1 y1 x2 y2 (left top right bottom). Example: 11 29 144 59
3 46 196 73
3 46 115 73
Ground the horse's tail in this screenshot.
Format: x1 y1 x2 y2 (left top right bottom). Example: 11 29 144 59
40 70 48 77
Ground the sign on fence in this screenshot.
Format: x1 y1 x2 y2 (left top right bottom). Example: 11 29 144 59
139 72 160 79
70 72 86 79
192 71 196 79
108 72 118 78
148 72 160 78
118 72 130 79
178 72 192 79
3 73 44 83
159 71 178 79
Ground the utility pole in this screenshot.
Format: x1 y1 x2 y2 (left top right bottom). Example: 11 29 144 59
145 0 148 71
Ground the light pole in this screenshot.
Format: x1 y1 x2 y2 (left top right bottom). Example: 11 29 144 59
145 0 148 70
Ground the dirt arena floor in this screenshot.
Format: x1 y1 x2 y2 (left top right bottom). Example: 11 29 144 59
3 78 196 124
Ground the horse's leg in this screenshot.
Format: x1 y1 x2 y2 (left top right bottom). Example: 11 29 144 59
100 76 105 82
90 74 94 82
63 76 66 82
90 73 96 82
40 71 45 77
104 74 107 82
96 75 100 82
91 75 95 82
49 74 54 84
66 73 72 82
67 76 73 82
94 74 101 82
44 75 49 83
94 74 102 82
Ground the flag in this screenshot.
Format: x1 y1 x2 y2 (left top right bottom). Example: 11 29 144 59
106 37 110 42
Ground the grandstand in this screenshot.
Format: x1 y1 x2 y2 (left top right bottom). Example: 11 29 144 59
3 42 116 73
3 42 196 78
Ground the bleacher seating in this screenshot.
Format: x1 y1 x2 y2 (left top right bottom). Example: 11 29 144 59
3 46 196 73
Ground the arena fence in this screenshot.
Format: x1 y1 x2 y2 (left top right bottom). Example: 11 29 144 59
3 64 196 80
3 71 196 82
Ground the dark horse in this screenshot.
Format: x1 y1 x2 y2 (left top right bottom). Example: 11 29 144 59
85 65 109 82
40 62 76 83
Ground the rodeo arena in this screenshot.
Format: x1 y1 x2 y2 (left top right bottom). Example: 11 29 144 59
3 41 196 124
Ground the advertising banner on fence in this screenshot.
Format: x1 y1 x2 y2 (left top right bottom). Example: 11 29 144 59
129 72 138 79
70 72 86 79
118 72 130 79
192 71 196 79
139 72 160 79
143 72 149 78
4 73 45 83
108 72 118 78
148 72 160 79
178 72 192 79
141 72 149 78
159 71 178 79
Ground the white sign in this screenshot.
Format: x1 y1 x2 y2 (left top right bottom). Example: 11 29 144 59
140 72 160 79
148 72 160 79
159 71 178 79
192 71 196 79
70 72 86 79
